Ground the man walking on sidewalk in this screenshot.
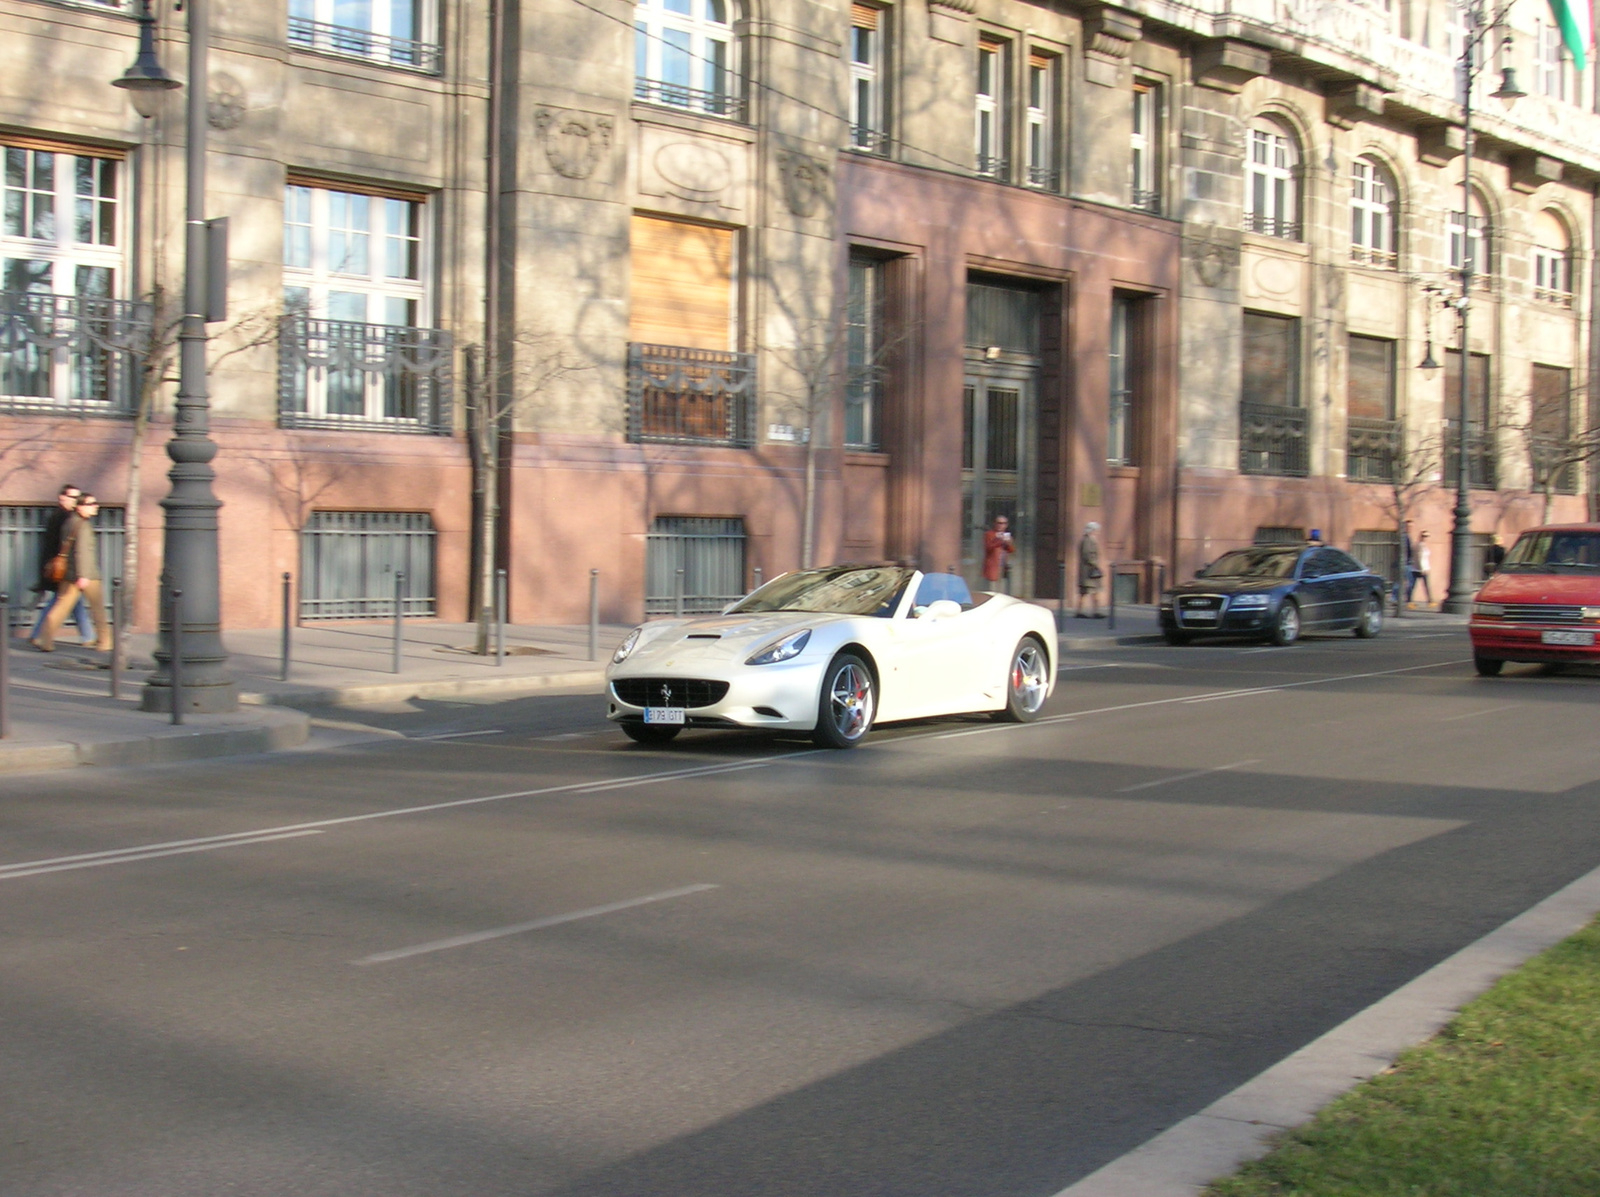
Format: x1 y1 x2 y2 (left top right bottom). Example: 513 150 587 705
29 484 95 645
34 495 111 652
1076 522 1104 618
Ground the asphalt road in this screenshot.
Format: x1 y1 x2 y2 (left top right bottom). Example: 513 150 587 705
5 626 1600 1197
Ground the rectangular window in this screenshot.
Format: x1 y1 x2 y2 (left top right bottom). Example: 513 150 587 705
1346 334 1396 420
634 0 740 119
1130 82 1160 212
288 0 438 73
1533 246 1570 301
1242 311 1300 407
1443 348 1495 489
1448 208 1484 274
975 38 1008 179
299 510 436 620
845 254 884 451
1531 362 1576 493
1442 348 1491 425
1024 52 1057 190
646 516 747 614
1108 295 1139 466
1538 17 1573 102
849 5 887 153
280 182 450 432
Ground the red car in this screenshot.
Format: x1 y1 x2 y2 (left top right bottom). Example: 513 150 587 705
1469 523 1600 676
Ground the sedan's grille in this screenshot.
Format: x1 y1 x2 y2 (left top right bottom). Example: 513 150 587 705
1178 594 1224 625
1500 604 1587 624
611 678 730 708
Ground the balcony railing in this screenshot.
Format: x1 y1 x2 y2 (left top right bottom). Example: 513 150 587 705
1131 189 1161 215
627 343 756 448
1239 401 1309 477
287 17 441 74
1533 286 1574 307
1243 212 1301 241
279 316 453 434
1025 164 1060 190
633 79 745 122
847 126 892 155
1349 245 1398 269
974 154 1010 182
1443 419 1497 490
1346 416 1400 482
0 292 150 417
1532 434 1580 494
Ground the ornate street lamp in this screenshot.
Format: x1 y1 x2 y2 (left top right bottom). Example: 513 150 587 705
114 0 238 713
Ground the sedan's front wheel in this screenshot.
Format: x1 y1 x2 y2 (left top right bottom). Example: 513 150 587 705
813 653 875 749
1353 595 1383 639
994 636 1050 722
1474 655 1505 677
1269 600 1301 646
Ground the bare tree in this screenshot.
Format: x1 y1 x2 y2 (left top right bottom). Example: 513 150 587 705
1370 423 1444 617
1502 374 1600 525
462 331 591 654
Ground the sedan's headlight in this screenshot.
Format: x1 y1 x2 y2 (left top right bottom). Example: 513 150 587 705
612 627 643 664
1230 594 1271 609
746 629 811 666
1472 602 1504 617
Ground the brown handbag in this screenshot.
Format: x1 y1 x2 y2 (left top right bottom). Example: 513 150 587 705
43 526 77 585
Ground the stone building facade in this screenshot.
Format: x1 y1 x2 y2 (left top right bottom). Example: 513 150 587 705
0 0 1595 630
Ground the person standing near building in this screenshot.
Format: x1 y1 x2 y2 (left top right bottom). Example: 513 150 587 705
1076 521 1103 618
30 484 94 645
1410 529 1434 607
982 514 1016 593
34 495 111 652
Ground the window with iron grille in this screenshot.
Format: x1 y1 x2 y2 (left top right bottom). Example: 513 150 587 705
634 0 741 119
1244 120 1299 240
299 511 436 620
975 38 1008 180
1531 363 1577 494
288 0 440 73
1240 311 1307 477
1350 530 1402 592
1346 333 1398 481
1024 52 1058 190
848 4 888 152
0 505 125 625
646 516 746 615
1349 157 1397 268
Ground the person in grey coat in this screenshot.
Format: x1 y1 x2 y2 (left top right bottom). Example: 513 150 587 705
1076 521 1104 618
33 495 112 652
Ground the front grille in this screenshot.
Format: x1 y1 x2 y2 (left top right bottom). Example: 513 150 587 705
611 678 731 708
1178 594 1224 625
1500 604 1586 625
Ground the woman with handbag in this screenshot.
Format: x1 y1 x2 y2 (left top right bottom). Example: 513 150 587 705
29 484 94 645
1076 521 1104 618
34 495 112 652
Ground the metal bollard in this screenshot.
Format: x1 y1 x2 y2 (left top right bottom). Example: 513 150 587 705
170 588 184 726
588 568 599 662
674 568 684 618
110 578 123 701
280 572 292 682
752 565 763 593
495 568 507 667
1057 561 1068 631
0 591 10 740
1108 569 1117 631
392 571 405 675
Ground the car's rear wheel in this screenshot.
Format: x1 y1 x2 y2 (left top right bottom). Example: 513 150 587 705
1269 600 1301 646
994 636 1049 722
620 722 682 745
813 653 875 749
1474 655 1505 677
1354 595 1383 639
1163 629 1191 646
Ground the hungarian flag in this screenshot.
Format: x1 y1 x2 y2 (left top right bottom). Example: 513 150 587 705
1550 0 1592 71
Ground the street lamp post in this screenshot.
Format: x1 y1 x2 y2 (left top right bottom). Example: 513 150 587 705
115 0 238 712
1442 2 1524 614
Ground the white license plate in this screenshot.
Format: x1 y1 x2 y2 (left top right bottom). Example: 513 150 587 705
644 706 686 725
1541 630 1595 646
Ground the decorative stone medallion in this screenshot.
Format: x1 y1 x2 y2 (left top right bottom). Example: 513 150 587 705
207 73 246 131
535 107 614 181
777 150 829 218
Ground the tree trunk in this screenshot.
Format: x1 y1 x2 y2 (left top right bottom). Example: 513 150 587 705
802 426 817 570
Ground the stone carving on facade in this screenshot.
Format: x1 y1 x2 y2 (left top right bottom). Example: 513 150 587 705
207 73 247 131
927 0 973 45
1084 8 1141 87
535 108 614 181
926 0 976 12
777 150 830 218
652 140 734 203
1186 224 1241 290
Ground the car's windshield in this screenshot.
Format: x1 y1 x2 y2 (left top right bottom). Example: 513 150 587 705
1500 530 1600 573
729 566 913 617
1202 548 1300 579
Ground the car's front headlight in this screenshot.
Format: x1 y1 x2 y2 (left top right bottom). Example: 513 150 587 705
1230 594 1271 609
612 627 643 664
746 628 811 666
1472 602 1504 617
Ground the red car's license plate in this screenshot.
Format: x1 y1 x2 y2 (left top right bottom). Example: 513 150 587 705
1541 630 1595 646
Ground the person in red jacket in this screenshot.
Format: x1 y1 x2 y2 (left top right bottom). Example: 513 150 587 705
982 514 1016 592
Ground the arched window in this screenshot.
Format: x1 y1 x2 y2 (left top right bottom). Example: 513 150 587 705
1244 119 1300 240
1531 210 1573 305
634 0 739 119
1447 191 1491 282
1349 156 1397 267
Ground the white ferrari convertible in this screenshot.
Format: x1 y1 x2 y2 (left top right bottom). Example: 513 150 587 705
606 565 1058 748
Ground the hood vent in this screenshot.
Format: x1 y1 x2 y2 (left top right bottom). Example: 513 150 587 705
684 633 722 641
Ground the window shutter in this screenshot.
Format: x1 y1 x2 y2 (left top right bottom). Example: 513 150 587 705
629 215 736 351
852 3 878 29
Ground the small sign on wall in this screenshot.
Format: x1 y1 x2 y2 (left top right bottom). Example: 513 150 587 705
768 424 810 443
1081 482 1103 508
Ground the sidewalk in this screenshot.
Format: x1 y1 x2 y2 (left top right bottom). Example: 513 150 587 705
0 605 1469 775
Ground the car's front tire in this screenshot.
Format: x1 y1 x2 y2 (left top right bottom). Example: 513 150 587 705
994 635 1050 722
1354 594 1383 639
1474 655 1505 677
620 722 682 745
813 653 875 749
1269 600 1301 646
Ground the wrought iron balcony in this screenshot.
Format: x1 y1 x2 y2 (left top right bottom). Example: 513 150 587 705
1243 212 1301 241
279 316 453 434
847 126 892 155
1131 189 1161 215
287 17 441 74
1239 401 1309 477
1349 245 1397 269
1442 419 1497 490
1532 433 1580 494
633 79 746 122
0 291 150 417
1346 417 1400 482
627 343 756 448
974 154 1010 182
1025 164 1060 191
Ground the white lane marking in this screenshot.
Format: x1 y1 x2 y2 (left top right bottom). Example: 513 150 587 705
411 729 506 741
0 755 806 883
352 884 719 965
0 831 325 879
1439 703 1522 722
576 760 781 793
931 659 1469 741
535 731 600 741
1117 759 1260 793
1238 647 1277 655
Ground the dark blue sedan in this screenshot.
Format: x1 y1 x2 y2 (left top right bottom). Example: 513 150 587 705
1159 545 1387 646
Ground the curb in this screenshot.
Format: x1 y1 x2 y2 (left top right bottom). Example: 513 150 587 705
240 668 610 710
0 707 311 776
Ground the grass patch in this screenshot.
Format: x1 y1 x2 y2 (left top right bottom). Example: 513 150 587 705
1205 916 1600 1197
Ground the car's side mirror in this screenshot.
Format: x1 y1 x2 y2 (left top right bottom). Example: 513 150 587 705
923 599 963 620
